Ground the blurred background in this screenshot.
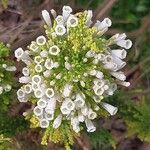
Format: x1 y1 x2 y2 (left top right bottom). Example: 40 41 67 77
0 0 150 150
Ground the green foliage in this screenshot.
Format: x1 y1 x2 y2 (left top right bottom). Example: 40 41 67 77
0 134 12 150
0 0 9 8
88 129 116 150
110 0 150 31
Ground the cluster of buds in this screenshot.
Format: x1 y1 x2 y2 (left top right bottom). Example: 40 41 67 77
15 6 132 134
0 42 16 95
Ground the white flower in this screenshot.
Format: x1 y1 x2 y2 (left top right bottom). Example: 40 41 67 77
86 10 93 27
74 93 85 108
78 111 85 122
40 50 48 58
55 15 64 25
94 87 104 96
17 89 26 98
19 76 30 83
111 49 127 59
42 10 52 26
62 5 72 21
44 59 53 70
53 114 62 129
55 25 66 36
36 36 46 46
24 84 32 94
85 118 96 132
96 71 104 79
22 67 30 76
45 113 54 121
50 9 57 18
101 102 118 115
81 105 89 116
65 62 72 70
45 88 55 98
34 89 44 98
67 15 78 27
110 71 126 81
29 42 39 52
35 64 43 73
97 18 112 31
61 98 75 111
88 109 97 120
15 48 29 61
63 84 73 97
117 81 130 87
60 106 71 115
32 75 42 84
93 79 105 88
45 97 56 114
37 99 47 108
40 119 49 128
43 70 51 77
33 106 43 116
49 45 60 55
116 39 132 49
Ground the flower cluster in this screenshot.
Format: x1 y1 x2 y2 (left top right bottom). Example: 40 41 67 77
0 42 16 95
15 6 132 138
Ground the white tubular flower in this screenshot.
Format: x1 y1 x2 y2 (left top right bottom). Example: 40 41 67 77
50 9 57 18
94 87 104 96
60 105 71 115
36 36 46 46
101 102 118 116
24 84 32 94
45 88 54 98
112 55 126 70
53 114 62 129
78 111 85 122
34 89 44 98
29 42 39 52
15 48 29 61
61 98 75 111
71 117 80 133
37 99 47 108
86 50 95 58
22 67 30 76
17 89 26 98
88 109 97 120
111 49 127 59
86 10 93 27
55 25 66 36
5 66 16 71
110 33 127 43
45 98 56 114
85 118 96 132
67 15 78 27
97 18 112 30
42 10 52 26
89 69 97 76
49 45 60 55
74 93 85 108
62 5 72 21
33 106 43 116
44 59 53 70
63 84 73 97
55 15 64 25
35 64 43 73
40 119 49 128
116 39 132 49
96 71 104 79
45 113 54 121
111 71 126 81
19 76 30 83
81 105 89 116
104 62 118 71
3 84 12 92
117 81 130 87
40 50 48 58
32 75 42 84
43 70 51 77
93 79 105 88
93 96 103 103
96 53 105 61
32 83 39 91
34 56 43 64
0 86 3 94
18 96 28 102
